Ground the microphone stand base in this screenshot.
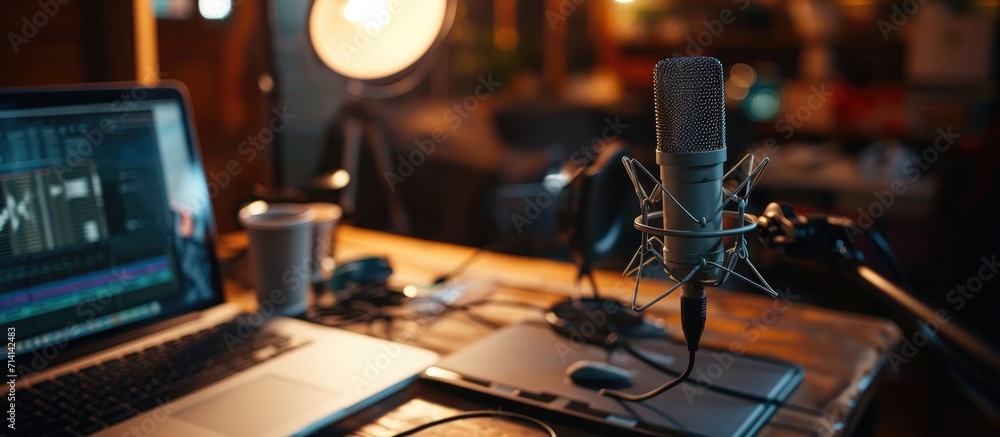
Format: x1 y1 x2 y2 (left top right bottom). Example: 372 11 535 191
544 297 668 346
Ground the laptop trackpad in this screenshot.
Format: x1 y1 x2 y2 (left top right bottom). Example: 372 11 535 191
175 374 341 436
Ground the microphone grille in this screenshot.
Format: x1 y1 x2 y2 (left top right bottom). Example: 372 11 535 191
654 57 726 153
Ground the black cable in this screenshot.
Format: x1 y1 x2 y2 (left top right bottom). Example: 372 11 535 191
443 303 503 329
433 235 551 284
440 298 553 329
433 248 489 284
620 342 826 416
602 291 706 401
392 410 557 437
307 299 388 328
600 350 696 401
596 311 824 414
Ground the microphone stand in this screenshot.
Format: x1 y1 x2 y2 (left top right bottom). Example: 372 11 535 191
849 263 1000 373
756 203 1000 376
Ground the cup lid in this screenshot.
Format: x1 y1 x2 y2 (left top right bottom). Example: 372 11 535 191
238 202 315 230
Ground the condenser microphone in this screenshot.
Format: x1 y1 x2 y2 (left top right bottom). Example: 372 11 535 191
654 57 727 283
607 56 778 401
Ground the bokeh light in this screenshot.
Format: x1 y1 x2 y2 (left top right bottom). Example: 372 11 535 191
746 88 781 121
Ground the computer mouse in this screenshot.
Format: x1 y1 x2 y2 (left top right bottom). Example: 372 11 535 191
566 359 631 389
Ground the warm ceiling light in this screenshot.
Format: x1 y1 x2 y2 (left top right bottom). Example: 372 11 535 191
342 0 390 29
198 0 232 20
329 169 351 189
309 0 449 80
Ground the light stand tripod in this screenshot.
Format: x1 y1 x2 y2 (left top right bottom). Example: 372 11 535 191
337 99 411 234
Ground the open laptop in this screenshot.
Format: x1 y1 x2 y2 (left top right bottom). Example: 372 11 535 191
0 82 437 437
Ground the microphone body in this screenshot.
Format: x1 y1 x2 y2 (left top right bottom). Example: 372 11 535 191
658 149 725 281
653 57 728 283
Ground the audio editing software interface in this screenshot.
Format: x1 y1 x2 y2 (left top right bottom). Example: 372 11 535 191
0 101 211 356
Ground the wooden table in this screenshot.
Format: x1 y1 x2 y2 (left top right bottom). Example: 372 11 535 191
217 226 901 437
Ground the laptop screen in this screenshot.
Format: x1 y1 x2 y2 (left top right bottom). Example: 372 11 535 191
0 84 222 358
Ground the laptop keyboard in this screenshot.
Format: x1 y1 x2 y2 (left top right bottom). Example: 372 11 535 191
17 319 306 436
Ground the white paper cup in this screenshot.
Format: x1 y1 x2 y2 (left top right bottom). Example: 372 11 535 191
238 202 315 317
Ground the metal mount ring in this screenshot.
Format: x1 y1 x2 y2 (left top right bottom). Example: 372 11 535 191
633 210 757 238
